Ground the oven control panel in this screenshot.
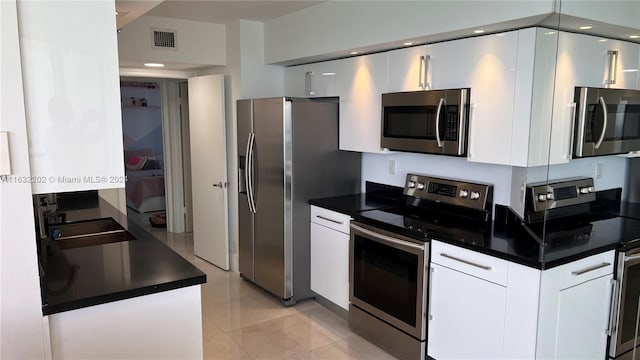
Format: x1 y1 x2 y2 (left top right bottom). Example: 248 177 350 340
403 174 493 210
527 177 595 212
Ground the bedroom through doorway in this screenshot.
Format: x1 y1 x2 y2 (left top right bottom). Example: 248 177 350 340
120 80 168 230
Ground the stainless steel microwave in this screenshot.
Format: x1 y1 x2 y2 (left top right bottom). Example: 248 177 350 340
574 87 640 158
381 89 470 156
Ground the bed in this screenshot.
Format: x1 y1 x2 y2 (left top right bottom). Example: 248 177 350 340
124 149 166 213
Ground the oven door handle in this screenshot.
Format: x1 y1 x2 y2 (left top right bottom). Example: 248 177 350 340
351 224 425 251
607 279 619 336
594 96 608 149
625 253 640 262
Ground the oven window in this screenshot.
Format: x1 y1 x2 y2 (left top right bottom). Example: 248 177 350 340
353 234 418 327
621 261 640 344
586 104 640 142
383 105 459 141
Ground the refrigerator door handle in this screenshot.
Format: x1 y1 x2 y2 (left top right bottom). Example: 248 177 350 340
247 132 257 213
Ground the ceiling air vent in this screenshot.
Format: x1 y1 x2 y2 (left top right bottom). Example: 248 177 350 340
152 29 177 50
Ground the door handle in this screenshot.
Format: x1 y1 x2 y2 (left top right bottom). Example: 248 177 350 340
213 181 228 188
419 55 425 89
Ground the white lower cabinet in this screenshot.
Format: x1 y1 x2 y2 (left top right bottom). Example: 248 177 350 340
536 251 615 360
428 262 506 359
310 206 351 310
428 240 615 360
428 241 509 359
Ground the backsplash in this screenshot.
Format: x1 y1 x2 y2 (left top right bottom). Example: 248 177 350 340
361 152 514 205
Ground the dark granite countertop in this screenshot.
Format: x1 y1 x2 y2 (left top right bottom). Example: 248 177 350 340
308 181 404 215
40 201 206 315
310 186 640 270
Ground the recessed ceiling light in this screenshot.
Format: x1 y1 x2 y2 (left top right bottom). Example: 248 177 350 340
144 63 165 68
321 72 336 76
579 25 593 30
630 35 640 39
115 11 119 15
545 31 556 35
403 42 413 46
473 29 485 34
623 69 639 73
350 51 359 55
599 39 608 42
495 33 506 37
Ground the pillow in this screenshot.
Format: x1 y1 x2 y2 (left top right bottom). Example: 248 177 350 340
126 156 148 170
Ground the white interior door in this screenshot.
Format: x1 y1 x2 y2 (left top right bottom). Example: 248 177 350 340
187 74 229 270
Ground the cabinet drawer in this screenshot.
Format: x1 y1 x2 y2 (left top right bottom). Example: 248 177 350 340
431 241 508 286
549 251 615 289
310 206 351 234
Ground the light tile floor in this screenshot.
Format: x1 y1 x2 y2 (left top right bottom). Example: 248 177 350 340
127 210 396 360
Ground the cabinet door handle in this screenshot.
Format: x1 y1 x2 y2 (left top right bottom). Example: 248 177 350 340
607 279 619 336
424 54 430 90
316 215 343 225
428 266 434 320
571 262 611 276
305 71 315 96
440 253 491 270
567 102 577 160
418 55 425 89
605 50 618 86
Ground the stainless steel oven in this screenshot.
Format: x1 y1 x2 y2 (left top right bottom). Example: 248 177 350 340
381 89 470 156
349 221 429 360
574 87 640 158
609 247 640 360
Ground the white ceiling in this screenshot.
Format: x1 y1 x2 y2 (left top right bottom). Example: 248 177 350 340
143 0 324 24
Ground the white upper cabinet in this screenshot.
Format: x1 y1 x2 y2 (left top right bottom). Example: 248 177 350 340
285 53 388 153
17 1 125 194
546 32 640 164
386 45 429 92
428 31 520 165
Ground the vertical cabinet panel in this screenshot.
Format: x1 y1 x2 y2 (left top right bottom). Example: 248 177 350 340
17 1 124 193
428 31 519 165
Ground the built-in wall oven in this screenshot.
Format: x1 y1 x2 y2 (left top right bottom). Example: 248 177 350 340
574 87 640 158
348 174 494 360
349 222 429 360
381 89 470 156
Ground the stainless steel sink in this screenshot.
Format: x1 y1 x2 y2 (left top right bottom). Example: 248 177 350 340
48 218 134 250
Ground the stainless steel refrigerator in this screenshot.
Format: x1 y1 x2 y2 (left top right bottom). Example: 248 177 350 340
237 97 361 304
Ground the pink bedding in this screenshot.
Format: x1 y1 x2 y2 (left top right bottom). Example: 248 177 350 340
126 170 165 209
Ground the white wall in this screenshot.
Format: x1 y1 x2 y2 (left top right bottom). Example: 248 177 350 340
0 0 49 357
118 15 226 68
264 0 554 64
362 152 514 206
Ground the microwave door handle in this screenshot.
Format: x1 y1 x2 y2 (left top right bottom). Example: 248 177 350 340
594 96 608 149
435 97 444 148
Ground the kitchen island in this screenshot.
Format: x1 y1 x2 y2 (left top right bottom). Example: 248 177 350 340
39 197 206 359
